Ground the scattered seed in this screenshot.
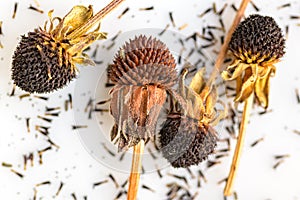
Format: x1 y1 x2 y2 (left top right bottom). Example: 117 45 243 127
68 93 73 109
114 190 124 199
23 153 34 170
119 152 126 161
293 129 300 135
139 6 154 11
168 173 188 186
169 12 176 27
93 180 109 188
198 8 212 18
198 170 207 182
33 95 48 101
118 7 129 19
11 169 24 178
290 16 300 19
158 24 170 36
45 106 60 112
121 179 128 188
72 125 88 130
147 148 157 160
231 4 237 12
25 118 30 133
35 181 51 187
28 4 44 13
142 184 155 192
273 159 285 169
207 160 221 168
55 182 64 196
19 93 30 100
2 162 13 168
111 31 122 42
103 143 116 157
45 112 60 117
217 177 227 185
295 89 300 103
0 21 3 35
155 164 162 178
274 154 290 160
218 3 227 15
108 174 119 188
251 137 264 147
277 3 291 9
250 1 260 12
37 115 52 123
178 23 188 31
71 193 77 200
12 2 18 19
47 139 60 149
38 146 52 164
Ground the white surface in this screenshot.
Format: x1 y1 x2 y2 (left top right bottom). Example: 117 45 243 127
1 0 300 200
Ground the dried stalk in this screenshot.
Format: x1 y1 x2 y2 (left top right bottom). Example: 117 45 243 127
224 93 253 196
207 0 251 87
68 0 125 39
127 140 145 200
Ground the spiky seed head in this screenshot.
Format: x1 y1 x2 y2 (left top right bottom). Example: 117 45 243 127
108 35 177 86
12 30 76 93
229 14 285 65
159 115 217 168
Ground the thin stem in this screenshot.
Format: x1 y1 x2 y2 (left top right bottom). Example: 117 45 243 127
224 92 254 196
68 0 125 39
127 140 145 200
207 0 251 87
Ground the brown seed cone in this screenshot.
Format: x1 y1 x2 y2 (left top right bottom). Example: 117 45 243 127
109 35 177 151
229 14 285 64
159 114 218 168
12 29 76 93
108 35 176 85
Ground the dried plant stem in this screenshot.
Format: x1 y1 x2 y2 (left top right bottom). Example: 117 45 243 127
68 0 125 39
127 140 145 200
207 0 251 87
224 93 254 196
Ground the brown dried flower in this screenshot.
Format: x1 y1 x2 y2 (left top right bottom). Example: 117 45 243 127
109 35 177 151
222 14 285 108
159 68 225 168
12 6 107 93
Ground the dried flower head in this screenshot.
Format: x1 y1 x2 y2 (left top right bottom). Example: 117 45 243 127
12 6 106 93
222 14 285 108
159 68 225 168
109 35 177 151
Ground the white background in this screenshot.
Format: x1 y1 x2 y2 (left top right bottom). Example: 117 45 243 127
1 0 300 199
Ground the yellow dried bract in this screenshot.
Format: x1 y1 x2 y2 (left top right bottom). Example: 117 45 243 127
43 5 107 71
222 58 278 108
181 67 226 126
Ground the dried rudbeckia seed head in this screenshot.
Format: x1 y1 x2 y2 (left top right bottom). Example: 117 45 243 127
159 115 217 168
223 14 286 108
158 68 225 168
108 35 177 85
12 31 76 93
109 35 178 151
12 6 107 93
229 14 285 65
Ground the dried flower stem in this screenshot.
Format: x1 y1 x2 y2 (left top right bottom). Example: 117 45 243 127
68 0 125 39
207 0 251 87
127 140 145 200
224 93 253 196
